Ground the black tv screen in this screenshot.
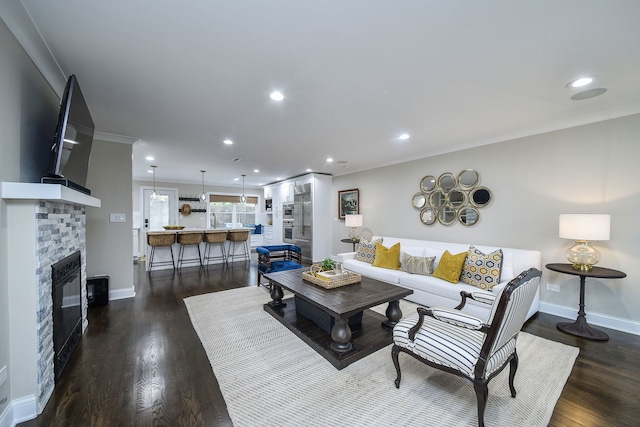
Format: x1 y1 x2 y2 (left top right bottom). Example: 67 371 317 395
48 75 94 189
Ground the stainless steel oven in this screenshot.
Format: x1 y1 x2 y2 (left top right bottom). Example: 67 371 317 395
283 219 294 243
283 203 294 219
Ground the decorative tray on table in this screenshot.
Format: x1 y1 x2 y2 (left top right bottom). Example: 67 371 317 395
302 269 361 289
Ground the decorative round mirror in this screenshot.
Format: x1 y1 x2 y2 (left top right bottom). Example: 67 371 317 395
470 187 492 207
458 207 479 226
438 205 457 225
411 192 426 209
437 173 456 191
429 191 446 208
458 169 479 189
448 189 466 207
420 175 436 192
420 208 437 225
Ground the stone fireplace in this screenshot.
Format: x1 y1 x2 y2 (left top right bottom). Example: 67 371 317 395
2 182 99 415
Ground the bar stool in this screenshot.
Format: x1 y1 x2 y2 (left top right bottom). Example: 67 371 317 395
147 232 176 273
176 231 204 269
226 229 251 263
203 230 228 266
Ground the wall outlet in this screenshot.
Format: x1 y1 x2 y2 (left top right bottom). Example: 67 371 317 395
0 365 7 387
546 283 561 292
109 213 126 223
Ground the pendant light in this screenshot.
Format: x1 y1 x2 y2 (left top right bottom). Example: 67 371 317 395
150 165 158 200
240 174 247 203
199 170 207 202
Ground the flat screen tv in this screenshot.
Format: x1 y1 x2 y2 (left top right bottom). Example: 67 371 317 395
43 74 95 194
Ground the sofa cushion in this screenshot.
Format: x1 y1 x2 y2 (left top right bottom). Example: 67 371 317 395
461 246 503 290
433 250 467 283
372 242 401 270
343 258 408 284
355 238 382 263
400 253 435 276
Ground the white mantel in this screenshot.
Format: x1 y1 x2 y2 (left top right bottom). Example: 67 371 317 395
1 182 101 207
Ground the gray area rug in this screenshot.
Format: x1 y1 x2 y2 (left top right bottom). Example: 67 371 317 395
184 286 579 427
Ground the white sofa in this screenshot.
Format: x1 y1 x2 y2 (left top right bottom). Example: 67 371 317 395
336 236 542 321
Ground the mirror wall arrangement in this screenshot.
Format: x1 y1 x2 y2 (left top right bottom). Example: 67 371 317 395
412 169 492 226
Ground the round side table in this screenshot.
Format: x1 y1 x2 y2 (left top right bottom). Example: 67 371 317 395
340 238 358 252
545 263 626 341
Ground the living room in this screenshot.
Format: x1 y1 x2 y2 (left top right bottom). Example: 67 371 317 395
1 2 640 426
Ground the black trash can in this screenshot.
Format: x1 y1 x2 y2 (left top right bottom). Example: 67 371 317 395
87 275 109 307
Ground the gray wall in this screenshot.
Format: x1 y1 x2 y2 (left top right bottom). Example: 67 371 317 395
332 114 640 329
86 138 134 294
0 18 60 415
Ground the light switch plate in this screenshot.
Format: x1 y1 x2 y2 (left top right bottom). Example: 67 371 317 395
109 213 126 223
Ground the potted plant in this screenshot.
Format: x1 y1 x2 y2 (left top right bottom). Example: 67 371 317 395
320 258 336 271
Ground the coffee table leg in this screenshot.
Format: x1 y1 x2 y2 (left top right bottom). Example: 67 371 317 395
329 317 353 353
268 283 286 309
383 299 402 329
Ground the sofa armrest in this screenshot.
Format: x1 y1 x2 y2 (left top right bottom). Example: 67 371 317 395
336 252 357 262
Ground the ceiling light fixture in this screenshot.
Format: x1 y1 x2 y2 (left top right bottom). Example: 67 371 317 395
199 170 207 202
224 139 233 145
150 165 158 200
270 91 284 101
146 156 154 161
240 174 247 203
398 133 410 140
326 157 334 163
254 169 260 173
568 76 594 88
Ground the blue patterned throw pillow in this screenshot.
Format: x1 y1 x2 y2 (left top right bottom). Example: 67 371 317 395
460 246 503 290
355 238 382 264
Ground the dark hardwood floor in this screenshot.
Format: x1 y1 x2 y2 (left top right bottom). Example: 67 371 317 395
20 258 640 426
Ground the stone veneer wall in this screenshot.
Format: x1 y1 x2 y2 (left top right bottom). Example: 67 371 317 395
34 201 87 408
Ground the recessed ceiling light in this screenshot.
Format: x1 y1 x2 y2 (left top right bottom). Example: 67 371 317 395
326 157 334 163
253 169 259 173
145 156 154 161
147 170 153 174
306 168 312 172
398 133 410 140
568 76 595 88
234 178 239 181
223 139 233 145
232 158 241 162
270 91 284 101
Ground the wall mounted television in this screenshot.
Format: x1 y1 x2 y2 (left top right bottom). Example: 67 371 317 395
42 74 95 195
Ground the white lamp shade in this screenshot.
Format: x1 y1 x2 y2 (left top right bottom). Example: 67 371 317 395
345 214 363 227
559 214 610 241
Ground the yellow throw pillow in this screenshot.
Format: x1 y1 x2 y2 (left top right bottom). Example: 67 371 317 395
372 242 401 270
433 250 468 283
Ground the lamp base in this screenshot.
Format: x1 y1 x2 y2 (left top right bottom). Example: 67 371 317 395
566 240 600 272
348 227 360 241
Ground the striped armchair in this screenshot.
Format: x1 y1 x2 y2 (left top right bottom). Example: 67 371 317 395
392 268 542 427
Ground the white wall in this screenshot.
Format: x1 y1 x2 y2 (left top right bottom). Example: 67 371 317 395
332 114 640 332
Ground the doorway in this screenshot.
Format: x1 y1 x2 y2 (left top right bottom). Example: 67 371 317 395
141 187 178 259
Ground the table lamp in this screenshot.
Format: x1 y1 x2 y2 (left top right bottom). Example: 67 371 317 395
559 214 610 271
345 214 363 241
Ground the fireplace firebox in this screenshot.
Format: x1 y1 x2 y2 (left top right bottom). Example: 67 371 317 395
52 251 83 380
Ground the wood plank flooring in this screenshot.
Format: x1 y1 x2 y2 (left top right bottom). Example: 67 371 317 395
19 258 640 426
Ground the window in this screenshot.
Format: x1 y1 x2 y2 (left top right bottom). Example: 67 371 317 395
209 195 258 228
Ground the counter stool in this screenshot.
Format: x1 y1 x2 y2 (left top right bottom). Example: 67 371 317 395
147 233 176 273
203 230 228 265
226 229 251 263
176 231 204 269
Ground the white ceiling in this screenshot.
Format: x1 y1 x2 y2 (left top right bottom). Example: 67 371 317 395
3 0 640 188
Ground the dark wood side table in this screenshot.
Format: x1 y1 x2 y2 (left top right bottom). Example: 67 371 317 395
546 263 626 341
340 238 358 251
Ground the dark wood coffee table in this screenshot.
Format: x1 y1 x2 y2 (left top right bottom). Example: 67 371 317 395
263 269 412 369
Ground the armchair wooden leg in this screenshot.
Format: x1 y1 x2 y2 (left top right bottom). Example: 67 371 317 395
474 380 488 427
391 345 402 388
508 351 519 398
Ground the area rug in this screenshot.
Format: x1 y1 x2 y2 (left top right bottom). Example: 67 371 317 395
184 287 579 427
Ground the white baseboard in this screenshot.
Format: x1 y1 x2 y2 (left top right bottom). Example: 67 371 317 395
0 394 36 427
110 285 135 301
539 302 640 336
